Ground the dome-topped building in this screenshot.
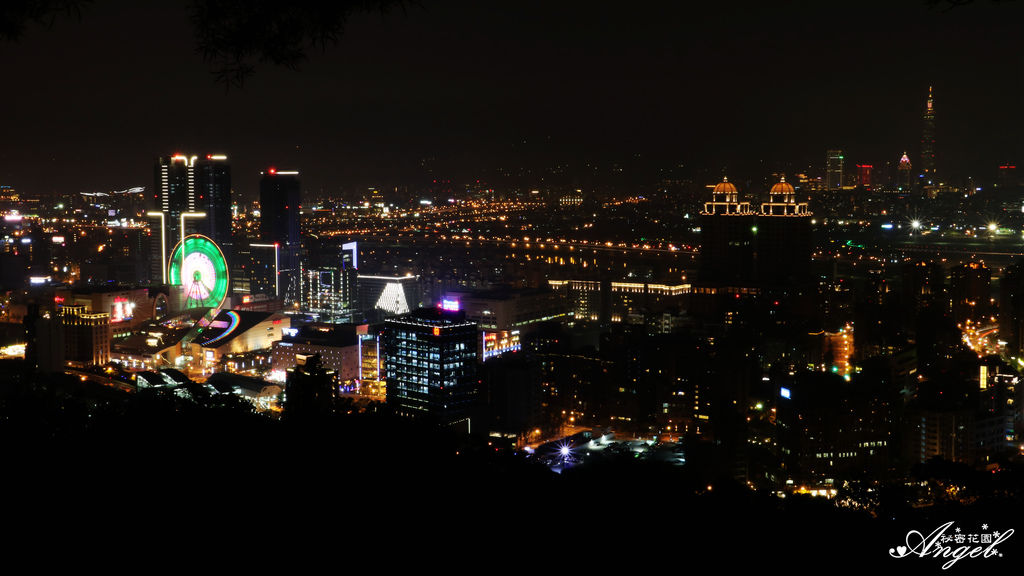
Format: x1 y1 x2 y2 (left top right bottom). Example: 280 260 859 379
762 176 809 216
699 175 756 285
768 177 795 197
713 177 738 195
694 167 816 319
757 175 812 286
703 176 752 215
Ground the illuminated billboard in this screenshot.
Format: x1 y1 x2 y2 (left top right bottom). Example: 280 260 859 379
110 296 136 324
482 330 521 361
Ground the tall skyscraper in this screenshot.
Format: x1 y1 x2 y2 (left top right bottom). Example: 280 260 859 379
153 154 196 218
150 153 232 284
150 154 198 283
921 86 936 181
757 176 812 286
855 164 873 189
195 154 233 261
898 152 913 189
825 149 844 191
384 306 479 431
260 168 301 301
259 168 301 247
699 176 755 284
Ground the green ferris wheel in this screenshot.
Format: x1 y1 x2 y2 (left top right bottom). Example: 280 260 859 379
168 234 229 310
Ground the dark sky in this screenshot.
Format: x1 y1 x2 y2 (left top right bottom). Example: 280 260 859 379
2 0 1024 199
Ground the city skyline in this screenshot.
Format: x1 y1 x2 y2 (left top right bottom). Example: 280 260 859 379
2 1 1024 567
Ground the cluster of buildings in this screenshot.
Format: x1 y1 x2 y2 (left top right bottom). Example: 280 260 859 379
820 86 939 193
2 113 1024 494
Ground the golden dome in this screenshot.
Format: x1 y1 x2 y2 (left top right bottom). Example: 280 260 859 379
770 177 795 195
713 177 737 194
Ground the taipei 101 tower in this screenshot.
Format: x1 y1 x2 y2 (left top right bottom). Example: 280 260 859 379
921 86 936 182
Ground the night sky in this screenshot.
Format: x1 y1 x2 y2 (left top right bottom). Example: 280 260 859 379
2 0 1024 199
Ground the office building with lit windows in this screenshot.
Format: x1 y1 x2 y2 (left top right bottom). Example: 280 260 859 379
384 307 478 431
299 241 359 322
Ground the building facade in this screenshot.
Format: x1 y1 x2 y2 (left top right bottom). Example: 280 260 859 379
60 304 111 367
921 86 936 181
384 308 478 431
826 149 844 191
150 154 232 283
358 274 421 323
259 168 301 302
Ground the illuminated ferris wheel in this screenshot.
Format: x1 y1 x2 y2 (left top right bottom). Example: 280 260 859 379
168 235 229 310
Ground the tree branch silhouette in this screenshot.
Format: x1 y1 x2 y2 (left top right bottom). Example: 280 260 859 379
189 0 408 90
